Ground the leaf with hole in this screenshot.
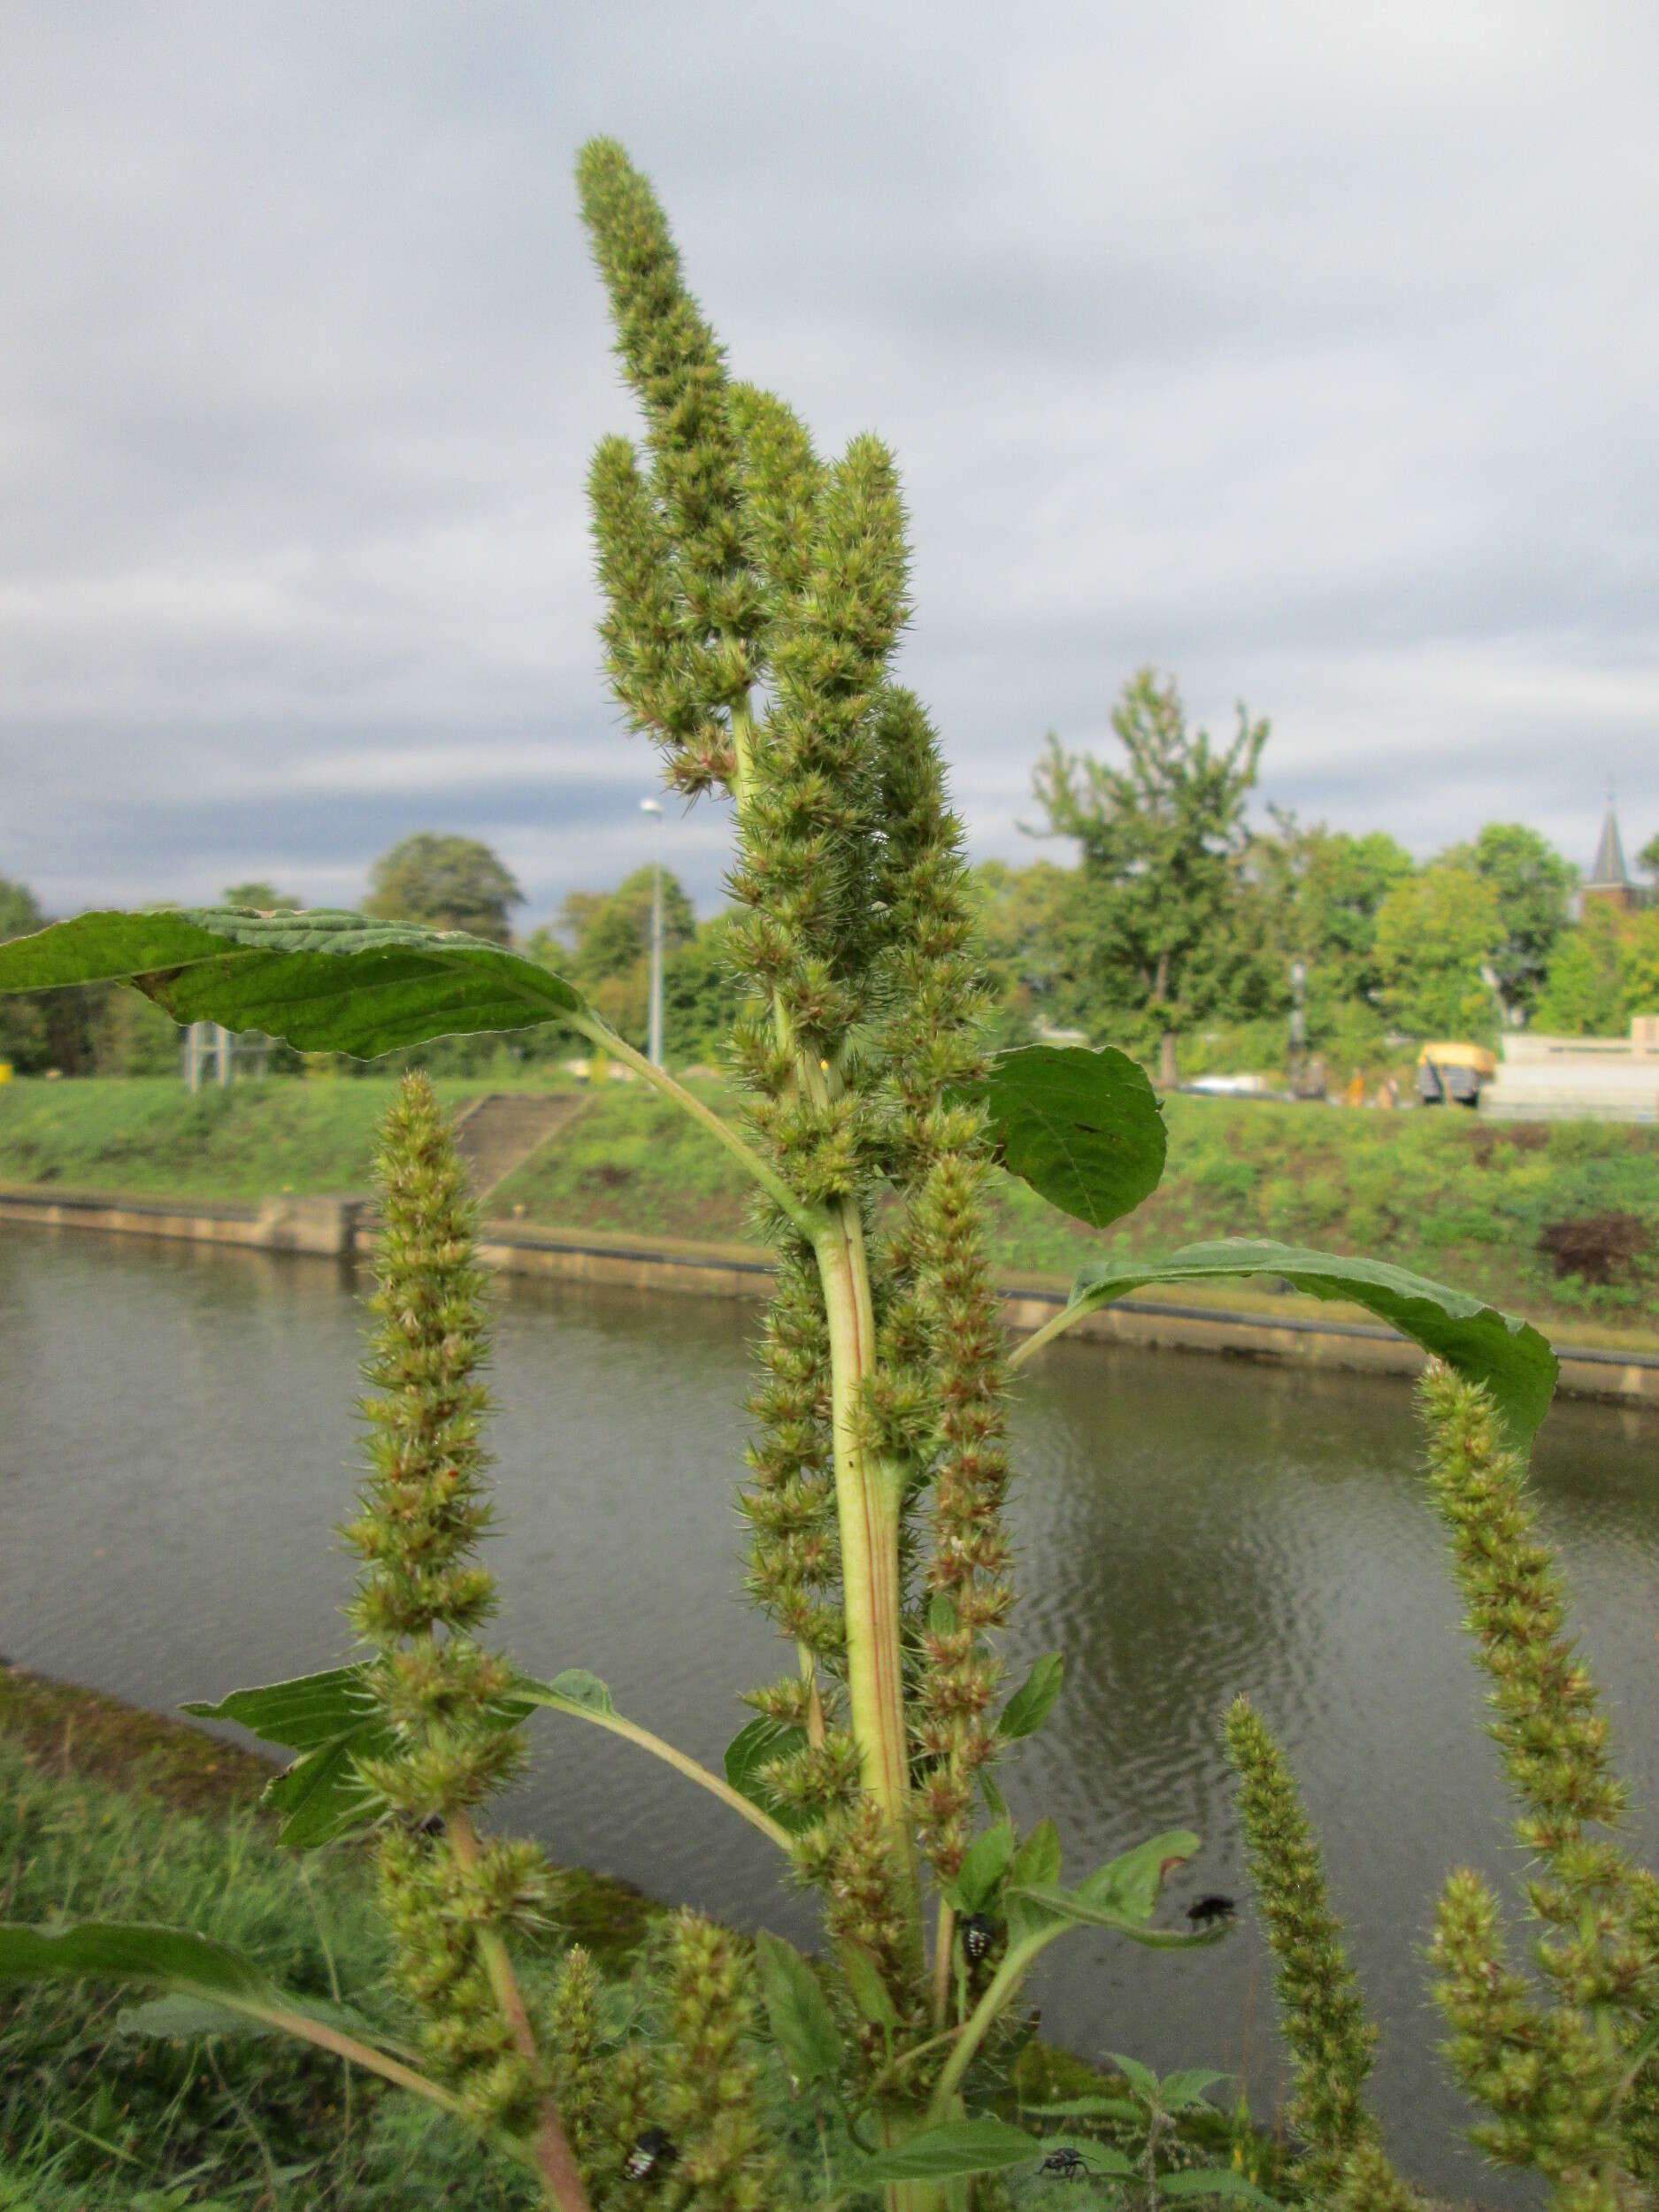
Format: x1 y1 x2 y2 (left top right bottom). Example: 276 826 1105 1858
1056 1240 1557 1448
965 1044 1166 1229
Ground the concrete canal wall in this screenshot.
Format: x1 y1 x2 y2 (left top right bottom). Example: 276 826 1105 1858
4 1179 1655 1409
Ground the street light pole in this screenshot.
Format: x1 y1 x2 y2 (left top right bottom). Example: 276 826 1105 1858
640 796 664 1070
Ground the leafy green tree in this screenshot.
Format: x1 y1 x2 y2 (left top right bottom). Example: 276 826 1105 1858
1372 864 1503 1040
970 857 1096 1046
0 879 49 1070
1438 824 1573 1019
222 879 299 911
365 834 524 944
1639 831 1659 885
1532 902 1659 1036
1247 816 1415 1023
1032 670 1269 1085
560 867 695 990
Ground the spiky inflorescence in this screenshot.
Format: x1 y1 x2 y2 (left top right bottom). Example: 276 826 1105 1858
868 690 1011 1880
580 138 1016 2016
342 1073 553 2132
1225 1697 1404 2196
654 1913 797 2212
1418 1365 1659 2180
1431 1869 1639 2208
550 1947 605 2195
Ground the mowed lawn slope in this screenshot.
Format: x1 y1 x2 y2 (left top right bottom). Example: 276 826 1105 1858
2 1075 1656 1336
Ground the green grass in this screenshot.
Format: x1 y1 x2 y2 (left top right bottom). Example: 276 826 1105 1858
4 1075 1657 1336
0 1670 657 2211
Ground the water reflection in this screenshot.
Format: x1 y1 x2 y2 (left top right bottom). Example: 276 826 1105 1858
3 1229 1654 2202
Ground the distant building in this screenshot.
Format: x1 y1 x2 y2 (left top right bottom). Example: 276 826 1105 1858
1581 799 1636 912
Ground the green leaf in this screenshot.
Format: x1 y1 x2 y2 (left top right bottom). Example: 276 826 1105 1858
721 1715 816 1837
181 1666 379 1750
1062 1240 1557 1448
754 1931 842 2086
1158 2067 1228 2110
1159 2053 1230 2106
118 1993 278 2040
1076 1830 1200 1921
1018 2096 1141 2124
979 1769 1009 1819
1157 2170 1279 2206
996 1652 1064 1741
1008 1885 1223 1949
858 2117 1037 2183
968 1044 1166 1230
535 1668 615 1717
839 1941 899 2032
263 1733 389 1848
0 1922 271 2001
1009 1818 1063 1892
0 909 587 1057
1107 2052 1159 2102
944 1819 1015 1914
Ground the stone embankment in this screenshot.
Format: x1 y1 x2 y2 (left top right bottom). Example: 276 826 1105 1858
3 1179 1655 1409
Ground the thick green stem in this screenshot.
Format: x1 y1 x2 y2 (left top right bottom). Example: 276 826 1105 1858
816 1204 915 1885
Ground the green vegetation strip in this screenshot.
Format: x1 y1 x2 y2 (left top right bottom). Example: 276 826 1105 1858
3 1077 1655 1339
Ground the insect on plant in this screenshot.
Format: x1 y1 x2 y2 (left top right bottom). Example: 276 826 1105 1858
0 138 1616 2212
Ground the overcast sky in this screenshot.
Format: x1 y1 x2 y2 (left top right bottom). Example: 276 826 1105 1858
4 3 1657 926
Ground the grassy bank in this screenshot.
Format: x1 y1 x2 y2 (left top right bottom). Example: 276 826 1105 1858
0 1669 653 2211
4 1075 1655 1338
1 1671 1296 2209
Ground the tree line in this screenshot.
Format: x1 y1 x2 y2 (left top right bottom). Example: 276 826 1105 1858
4 675 1655 1079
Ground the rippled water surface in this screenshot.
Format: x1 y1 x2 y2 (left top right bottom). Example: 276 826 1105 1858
4 1229 1656 2201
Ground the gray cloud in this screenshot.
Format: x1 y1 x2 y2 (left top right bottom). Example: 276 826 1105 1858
4 1 1657 927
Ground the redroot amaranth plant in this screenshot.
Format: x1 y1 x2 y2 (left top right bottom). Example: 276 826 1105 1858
0 139 1588 2212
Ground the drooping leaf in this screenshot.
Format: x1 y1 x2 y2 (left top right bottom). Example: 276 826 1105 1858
0 1922 272 2001
839 1940 899 2032
1075 1829 1200 1922
1157 2170 1279 2206
721 1715 816 1836
187 1663 530 1849
944 1819 1016 1915
754 1931 842 2086
182 1667 379 1750
979 1769 1009 1818
1010 1887 1223 1947
858 2116 1038 2183
996 1652 1064 1741
118 1993 278 2041
1062 1239 1558 1448
0 909 587 1057
967 1044 1166 1229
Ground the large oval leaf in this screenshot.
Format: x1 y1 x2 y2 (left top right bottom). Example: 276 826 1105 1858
1055 1239 1558 1449
0 909 585 1057
969 1044 1166 1229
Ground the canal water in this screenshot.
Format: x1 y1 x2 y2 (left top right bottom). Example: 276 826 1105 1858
4 1229 1656 2202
